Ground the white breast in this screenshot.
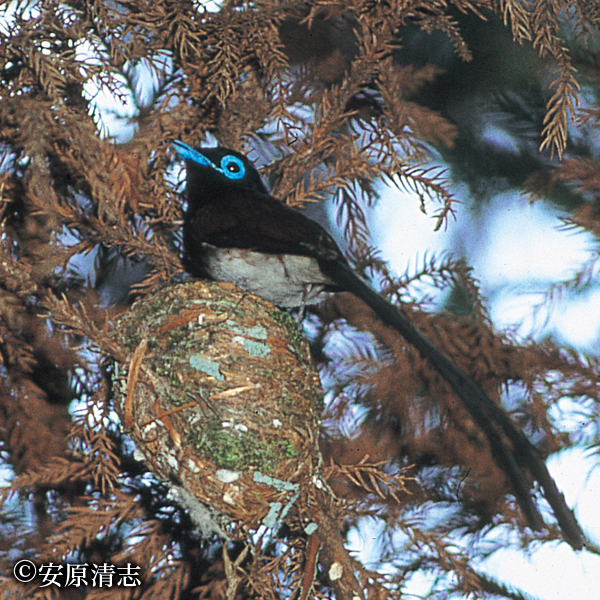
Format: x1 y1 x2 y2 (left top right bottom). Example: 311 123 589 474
200 243 335 307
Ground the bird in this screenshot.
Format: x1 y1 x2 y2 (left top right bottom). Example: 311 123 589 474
173 140 584 549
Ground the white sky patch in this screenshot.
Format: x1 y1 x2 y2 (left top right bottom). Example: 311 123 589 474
372 184 459 275
195 0 222 12
470 196 598 346
549 288 600 350
372 185 599 347
0 1 40 35
546 448 600 546
346 516 387 567
74 39 137 141
469 194 594 288
82 73 137 142
479 536 600 600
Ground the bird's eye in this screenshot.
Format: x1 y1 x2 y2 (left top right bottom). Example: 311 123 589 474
220 155 245 180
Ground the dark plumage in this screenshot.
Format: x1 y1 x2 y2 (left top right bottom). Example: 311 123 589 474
173 140 584 548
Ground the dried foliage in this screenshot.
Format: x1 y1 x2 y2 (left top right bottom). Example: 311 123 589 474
1 0 600 599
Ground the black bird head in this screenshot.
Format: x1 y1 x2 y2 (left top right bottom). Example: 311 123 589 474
173 141 269 203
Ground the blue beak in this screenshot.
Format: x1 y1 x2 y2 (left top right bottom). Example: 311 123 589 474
172 140 213 168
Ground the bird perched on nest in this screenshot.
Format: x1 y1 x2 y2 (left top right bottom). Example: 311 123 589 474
173 140 584 549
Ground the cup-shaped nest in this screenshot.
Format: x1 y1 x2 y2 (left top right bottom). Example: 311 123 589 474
111 280 323 532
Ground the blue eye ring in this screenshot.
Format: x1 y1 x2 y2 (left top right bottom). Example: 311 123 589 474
172 141 247 181
220 155 245 180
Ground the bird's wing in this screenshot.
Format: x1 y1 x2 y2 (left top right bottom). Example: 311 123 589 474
185 189 345 262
